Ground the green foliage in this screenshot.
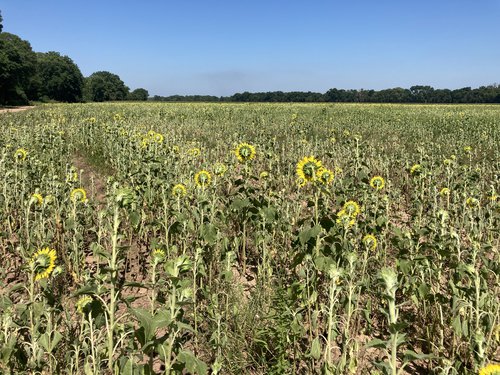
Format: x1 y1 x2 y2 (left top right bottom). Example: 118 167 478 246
0 32 37 105
0 103 498 374
83 71 129 102
32 51 84 102
127 88 149 101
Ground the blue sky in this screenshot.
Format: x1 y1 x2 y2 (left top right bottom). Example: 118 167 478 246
1 0 499 96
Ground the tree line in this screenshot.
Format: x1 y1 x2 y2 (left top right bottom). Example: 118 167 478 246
151 85 500 104
0 10 148 105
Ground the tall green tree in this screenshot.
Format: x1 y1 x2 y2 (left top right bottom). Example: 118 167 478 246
0 10 4 33
127 88 149 101
33 51 84 102
83 71 129 102
0 32 37 105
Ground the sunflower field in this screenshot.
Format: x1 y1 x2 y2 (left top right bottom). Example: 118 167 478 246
0 102 499 374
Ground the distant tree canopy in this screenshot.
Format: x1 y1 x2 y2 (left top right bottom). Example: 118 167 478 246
127 88 149 101
0 10 3 33
83 71 129 102
150 86 500 104
0 32 37 105
31 51 84 102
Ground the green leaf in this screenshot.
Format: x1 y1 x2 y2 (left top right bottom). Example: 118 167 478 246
403 350 433 362
131 308 154 342
200 223 217 245
310 337 321 360
175 350 208 375
365 338 387 349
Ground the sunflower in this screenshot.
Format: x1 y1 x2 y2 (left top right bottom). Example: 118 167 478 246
153 132 164 144
31 193 43 206
234 143 256 163
439 187 450 196
70 188 87 203
194 170 212 188
317 168 334 185
410 164 422 175
479 363 500 375
296 156 322 183
213 162 228 176
31 247 57 280
259 171 270 180
466 197 479 208
172 183 187 197
76 295 93 315
152 249 166 264
362 234 377 251
336 210 355 228
343 201 361 217
369 176 385 190
14 148 27 162
188 147 201 157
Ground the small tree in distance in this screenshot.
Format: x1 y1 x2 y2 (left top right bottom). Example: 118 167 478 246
127 88 149 101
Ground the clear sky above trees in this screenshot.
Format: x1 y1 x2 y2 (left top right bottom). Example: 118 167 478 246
1 1 500 96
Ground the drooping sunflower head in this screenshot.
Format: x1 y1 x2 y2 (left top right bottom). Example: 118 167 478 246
31 247 57 281
31 193 43 207
370 176 385 190
172 183 187 198
296 156 322 183
439 187 450 197
259 171 270 180
343 200 361 217
466 197 479 208
317 168 334 185
234 143 256 163
76 295 93 315
213 162 228 176
14 148 27 162
362 234 377 251
70 188 87 203
194 170 212 188
410 164 422 175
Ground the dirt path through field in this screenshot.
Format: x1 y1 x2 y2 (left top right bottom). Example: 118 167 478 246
71 154 107 205
0 106 34 114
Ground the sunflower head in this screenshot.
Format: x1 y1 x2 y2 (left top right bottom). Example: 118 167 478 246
317 168 334 185
478 363 500 375
234 143 256 163
466 197 479 208
14 148 27 162
439 187 450 196
70 188 87 203
188 147 201 157
195 170 212 188
213 162 228 176
362 234 377 251
153 132 164 144
76 295 93 315
172 184 187 198
259 171 270 180
152 249 166 264
410 164 422 175
31 247 57 281
31 193 43 207
370 176 385 190
296 156 322 183
336 210 355 228
343 201 361 217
